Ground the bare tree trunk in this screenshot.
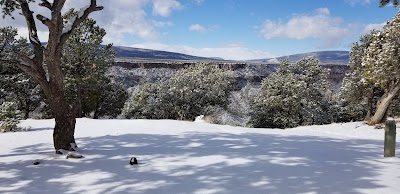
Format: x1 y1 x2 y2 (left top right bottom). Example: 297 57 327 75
364 89 374 121
93 101 100 119
53 105 76 152
46 83 77 151
369 83 400 125
12 0 103 153
75 83 83 118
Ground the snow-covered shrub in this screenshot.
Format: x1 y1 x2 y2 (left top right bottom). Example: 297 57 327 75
0 101 22 132
248 58 334 129
332 99 366 123
123 63 233 120
123 83 167 119
208 84 258 126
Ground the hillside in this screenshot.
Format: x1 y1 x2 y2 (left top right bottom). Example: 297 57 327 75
112 46 349 64
0 118 399 193
109 47 350 93
112 46 220 61
251 51 350 65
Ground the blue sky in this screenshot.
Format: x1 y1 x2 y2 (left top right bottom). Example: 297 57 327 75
1 0 398 60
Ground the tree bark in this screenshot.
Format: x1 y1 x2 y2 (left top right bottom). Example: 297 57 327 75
52 104 76 152
364 89 374 121
75 82 83 118
45 80 77 151
369 83 400 125
13 0 103 153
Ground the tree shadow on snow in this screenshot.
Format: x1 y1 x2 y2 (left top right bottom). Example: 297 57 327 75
0 127 399 194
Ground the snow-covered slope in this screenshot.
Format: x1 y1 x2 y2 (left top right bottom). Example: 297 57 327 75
113 46 219 61
251 51 350 65
0 119 399 194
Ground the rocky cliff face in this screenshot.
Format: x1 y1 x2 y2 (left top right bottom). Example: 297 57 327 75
108 61 349 93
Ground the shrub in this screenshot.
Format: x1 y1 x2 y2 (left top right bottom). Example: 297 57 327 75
123 63 233 120
0 101 22 132
248 58 334 128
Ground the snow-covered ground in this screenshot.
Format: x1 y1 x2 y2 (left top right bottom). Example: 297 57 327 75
0 118 399 194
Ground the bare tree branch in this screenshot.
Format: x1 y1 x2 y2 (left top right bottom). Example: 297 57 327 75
17 0 44 52
380 0 399 7
17 58 43 82
36 14 52 28
16 0 49 88
38 0 52 10
60 0 103 44
53 0 66 12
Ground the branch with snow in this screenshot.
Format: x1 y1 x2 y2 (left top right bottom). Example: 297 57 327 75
18 55 44 79
29 30 41 45
18 0 43 51
60 0 103 44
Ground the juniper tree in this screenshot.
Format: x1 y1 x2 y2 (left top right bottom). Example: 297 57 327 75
123 63 233 120
248 58 332 128
62 9 124 118
0 26 41 119
359 10 400 124
0 101 22 132
339 30 381 121
0 0 103 152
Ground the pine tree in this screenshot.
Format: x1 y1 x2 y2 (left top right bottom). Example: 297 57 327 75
0 101 22 132
248 58 332 128
0 26 41 119
339 30 381 122
123 63 233 120
62 9 124 118
358 10 400 124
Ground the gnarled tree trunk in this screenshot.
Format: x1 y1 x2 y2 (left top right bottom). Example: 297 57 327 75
47 87 77 151
53 104 76 151
368 83 400 125
11 0 103 152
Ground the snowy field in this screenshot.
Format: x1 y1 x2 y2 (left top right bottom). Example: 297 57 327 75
0 118 399 194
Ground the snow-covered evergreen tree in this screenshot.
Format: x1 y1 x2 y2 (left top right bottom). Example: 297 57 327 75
0 26 42 119
0 101 22 132
123 63 233 120
248 58 333 128
62 9 126 118
338 31 379 122
347 10 400 124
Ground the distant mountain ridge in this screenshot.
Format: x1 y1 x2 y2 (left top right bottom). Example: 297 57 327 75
251 51 350 65
112 46 350 64
112 46 219 61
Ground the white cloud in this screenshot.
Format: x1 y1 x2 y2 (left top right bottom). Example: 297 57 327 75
189 24 206 32
152 0 182 17
152 20 174 27
316 7 330 15
364 22 385 33
188 24 220 33
259 8 351 48
131 42 274 60
2 0 182 45
193 0 205 5
345 0 371 6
